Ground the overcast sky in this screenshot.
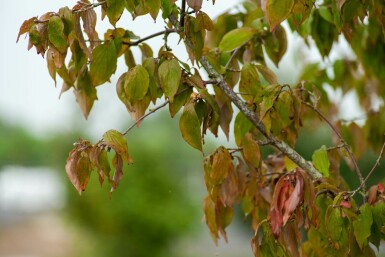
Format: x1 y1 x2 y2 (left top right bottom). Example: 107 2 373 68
0 0 239 138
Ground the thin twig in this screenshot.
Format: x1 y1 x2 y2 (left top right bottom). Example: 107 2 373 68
123 101 169 136
123 29 176 46
351 141 385 197
302 101 366 196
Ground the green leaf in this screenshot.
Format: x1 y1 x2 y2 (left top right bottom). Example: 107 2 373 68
103 129 133 164
353 203 373 249
239 63 261 101
219 27 256 52
74 69 97 119
48 16 67 53
158 59 181 103
264 25 287 67
265 0 295 31
89 41 117 86
241 133 261 169
146 0 161 20
312 145 330 177
326 206 343 242
106 0 127 26
234 112 253 146
124 65 150 103
169 83 192 118
179 102 202 151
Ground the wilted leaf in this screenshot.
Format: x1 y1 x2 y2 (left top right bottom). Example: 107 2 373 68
74 13 92 59
203 196 219 244
353 203 373 249
256 64 278 84
211 146 233 184
158 59 181 103
219 27 256 52
89 147 111 186
265 0 295 31
81 8 99 49
103 129 133 164
74 69 97 119
312 145 330 177
124 65 150 104
106 0 126 26
89 41 117 86
111 153 124 193
17 17 36 43
187 0 203 11
179 101 202 151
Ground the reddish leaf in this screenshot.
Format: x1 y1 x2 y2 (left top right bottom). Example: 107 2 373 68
340 200 352 209
111 153 124 193
367 184 378 205
378 183 384 193
17 17 37 43
186 0 203 11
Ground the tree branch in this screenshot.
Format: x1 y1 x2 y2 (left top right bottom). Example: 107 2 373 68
302 101 366 194
168 14 322 179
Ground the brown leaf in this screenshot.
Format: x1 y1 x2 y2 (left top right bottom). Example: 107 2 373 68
81 9 99 49
17 17 37 42
186 0 203 11
111 153 124 193
65 139 93 194
241 133 262 169
74 13 92 59
283 172 304 224
367 184 378 205
211 147 233 183
203 196 219 245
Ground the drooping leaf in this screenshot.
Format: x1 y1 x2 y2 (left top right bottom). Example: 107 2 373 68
106 0 127 26
187 0 203 11
81 8 99 49
89 41 117 86
312 145 330 177
264 25 287 67
123 65 150 104
239 63 261 101
17 17 36 43
103 129 133 164
325 206 344 242
111 153 124 193
146 0 161 20
219 27 256 52
179 101 202 151
241 133 261 169
265 0 295 31
234 112 253 146
203 196 219 244
353 203 373 249
48 16 67 53
158 58 181 103
74 69 97 119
